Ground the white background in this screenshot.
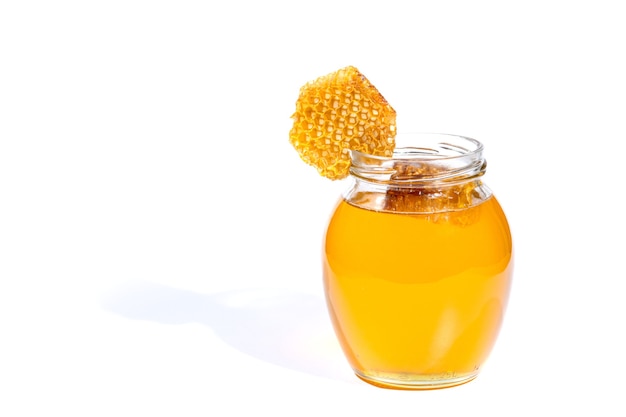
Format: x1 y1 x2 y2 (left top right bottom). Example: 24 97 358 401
1 1 625 415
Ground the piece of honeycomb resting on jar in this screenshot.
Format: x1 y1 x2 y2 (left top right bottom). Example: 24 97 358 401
289 66 397 180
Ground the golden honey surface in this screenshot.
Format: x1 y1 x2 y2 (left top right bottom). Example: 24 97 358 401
289 66 397 179
323 197 513 386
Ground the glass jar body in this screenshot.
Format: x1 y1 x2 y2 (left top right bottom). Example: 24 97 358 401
322 134 513 390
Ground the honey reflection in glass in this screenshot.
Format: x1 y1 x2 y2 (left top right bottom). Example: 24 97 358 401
323 195 513 389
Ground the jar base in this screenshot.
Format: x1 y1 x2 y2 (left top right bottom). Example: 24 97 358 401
354 369 479 390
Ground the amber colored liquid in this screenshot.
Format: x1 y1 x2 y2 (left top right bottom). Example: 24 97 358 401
323 196 513 388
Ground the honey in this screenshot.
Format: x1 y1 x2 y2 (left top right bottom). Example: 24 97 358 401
321 133 514 389
324 197 513 389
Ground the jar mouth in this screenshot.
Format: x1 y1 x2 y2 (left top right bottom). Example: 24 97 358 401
352 133 484 161
350 133 486 185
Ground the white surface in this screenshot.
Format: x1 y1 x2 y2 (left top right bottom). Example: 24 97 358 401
1 1 625 415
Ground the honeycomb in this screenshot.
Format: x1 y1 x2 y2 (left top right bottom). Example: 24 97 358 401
382 161 485 219
382 180 480 214
289 66 397 180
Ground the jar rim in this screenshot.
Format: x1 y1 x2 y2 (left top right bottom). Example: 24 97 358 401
349 132 486 185
351 132 484 161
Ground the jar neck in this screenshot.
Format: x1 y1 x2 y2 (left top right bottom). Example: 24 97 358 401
344 133 492 213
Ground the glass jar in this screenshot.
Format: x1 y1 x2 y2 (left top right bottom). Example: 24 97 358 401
322 133 513 390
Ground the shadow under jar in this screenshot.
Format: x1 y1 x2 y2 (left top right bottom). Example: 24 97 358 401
323 133 514 390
